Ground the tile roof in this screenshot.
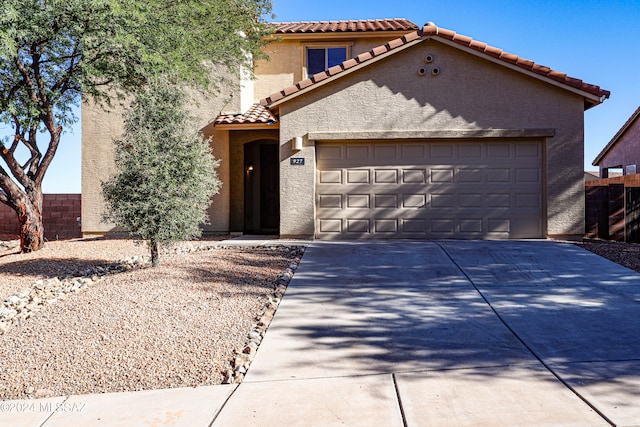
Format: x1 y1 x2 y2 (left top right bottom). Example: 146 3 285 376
262 23 610 109
592 106 640 165
214 104 277 126
274 19 418 34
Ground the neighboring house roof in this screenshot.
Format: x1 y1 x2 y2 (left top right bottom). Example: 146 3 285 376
584 171 600 181
592 106 640 166
262 22 610 110
274 19 418 34
214 104 277 127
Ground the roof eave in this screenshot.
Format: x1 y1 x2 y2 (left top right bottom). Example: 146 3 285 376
213 123 280 131
269 30 417 41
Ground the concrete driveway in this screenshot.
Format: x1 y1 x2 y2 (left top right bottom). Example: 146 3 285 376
215 240 640 426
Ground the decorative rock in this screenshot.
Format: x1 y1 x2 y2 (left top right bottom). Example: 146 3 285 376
220 246 308 384
34 388 55 399
243 341 258 355
0 307 18 320
5 295 23 308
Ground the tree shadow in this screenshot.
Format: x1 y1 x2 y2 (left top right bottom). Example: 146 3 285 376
250 240 640 410
0 257 120 279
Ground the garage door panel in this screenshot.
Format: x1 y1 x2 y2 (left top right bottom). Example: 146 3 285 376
516 168 541 183
346 194 370 208
374 194 399 208
487 144 511 158
375 219 398 233
373 145 397 158
402 194 427 208
459 219 483 233
431 144 454 159
516 142 541 157
374 169 398 184
318 194 343 208
402 169 427 183
346 169 370 184
402 144 426 159
457 168 484 183
459 144 483 158
431 169 454 183
319 170 342 184
316 140 543 239
487 168 511 182
317 145 342 160
346 145 370 161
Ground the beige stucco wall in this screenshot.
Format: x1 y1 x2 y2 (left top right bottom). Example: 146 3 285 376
81 76 241 235
81 100 123 235
277 39 586 237
201 128 230 233
254 37 410 102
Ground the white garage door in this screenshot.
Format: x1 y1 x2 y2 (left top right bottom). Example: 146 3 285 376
315 140 544 239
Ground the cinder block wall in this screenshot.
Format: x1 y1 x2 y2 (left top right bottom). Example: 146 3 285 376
0 194 82 240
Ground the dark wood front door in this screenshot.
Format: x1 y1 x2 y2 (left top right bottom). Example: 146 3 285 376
244 141 279 234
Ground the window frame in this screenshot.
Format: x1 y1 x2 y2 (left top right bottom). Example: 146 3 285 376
303 43 352 78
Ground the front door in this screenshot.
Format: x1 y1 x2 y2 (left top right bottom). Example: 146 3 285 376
244 141 280 234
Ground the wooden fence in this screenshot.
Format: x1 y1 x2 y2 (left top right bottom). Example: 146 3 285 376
585 175 640 242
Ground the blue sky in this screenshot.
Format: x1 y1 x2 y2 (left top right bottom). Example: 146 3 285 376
35 0 640 193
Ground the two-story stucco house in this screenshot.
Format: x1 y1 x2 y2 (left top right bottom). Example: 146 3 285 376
82 19 610 240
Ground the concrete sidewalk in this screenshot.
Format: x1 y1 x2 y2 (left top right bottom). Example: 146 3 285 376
3 240 640 426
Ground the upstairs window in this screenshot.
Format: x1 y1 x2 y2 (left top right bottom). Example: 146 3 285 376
306 47 347 78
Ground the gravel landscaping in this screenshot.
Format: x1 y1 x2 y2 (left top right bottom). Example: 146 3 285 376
0 236 637 401
575 239 640 273
0 236 304 400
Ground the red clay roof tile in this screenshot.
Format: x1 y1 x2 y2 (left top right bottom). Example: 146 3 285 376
343 58 359 68
500 52 519 64
437 28 456 40
454 34 473 45
516 57 535 69
387 38 405 49
468 41 487 54
483 45 503 58
261 23 610 107
214 104 277 126
273 19 418 34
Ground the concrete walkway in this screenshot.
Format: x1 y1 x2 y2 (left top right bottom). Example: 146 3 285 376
3 240 640 426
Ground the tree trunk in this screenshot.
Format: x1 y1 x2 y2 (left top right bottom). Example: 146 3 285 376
150 240 159 267
17 188 45 253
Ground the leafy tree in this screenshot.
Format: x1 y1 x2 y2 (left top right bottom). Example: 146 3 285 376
102 78 220 267
0 0 272 252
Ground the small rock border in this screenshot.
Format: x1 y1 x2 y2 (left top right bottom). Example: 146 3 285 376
0 256 148 335
223 249 304 384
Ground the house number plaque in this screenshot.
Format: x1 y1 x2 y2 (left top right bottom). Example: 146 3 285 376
290 158 305 165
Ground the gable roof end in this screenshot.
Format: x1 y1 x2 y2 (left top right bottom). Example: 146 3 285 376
592 106 640 166
261 23 610 110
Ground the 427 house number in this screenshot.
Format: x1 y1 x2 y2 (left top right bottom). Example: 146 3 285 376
290 158 305 165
